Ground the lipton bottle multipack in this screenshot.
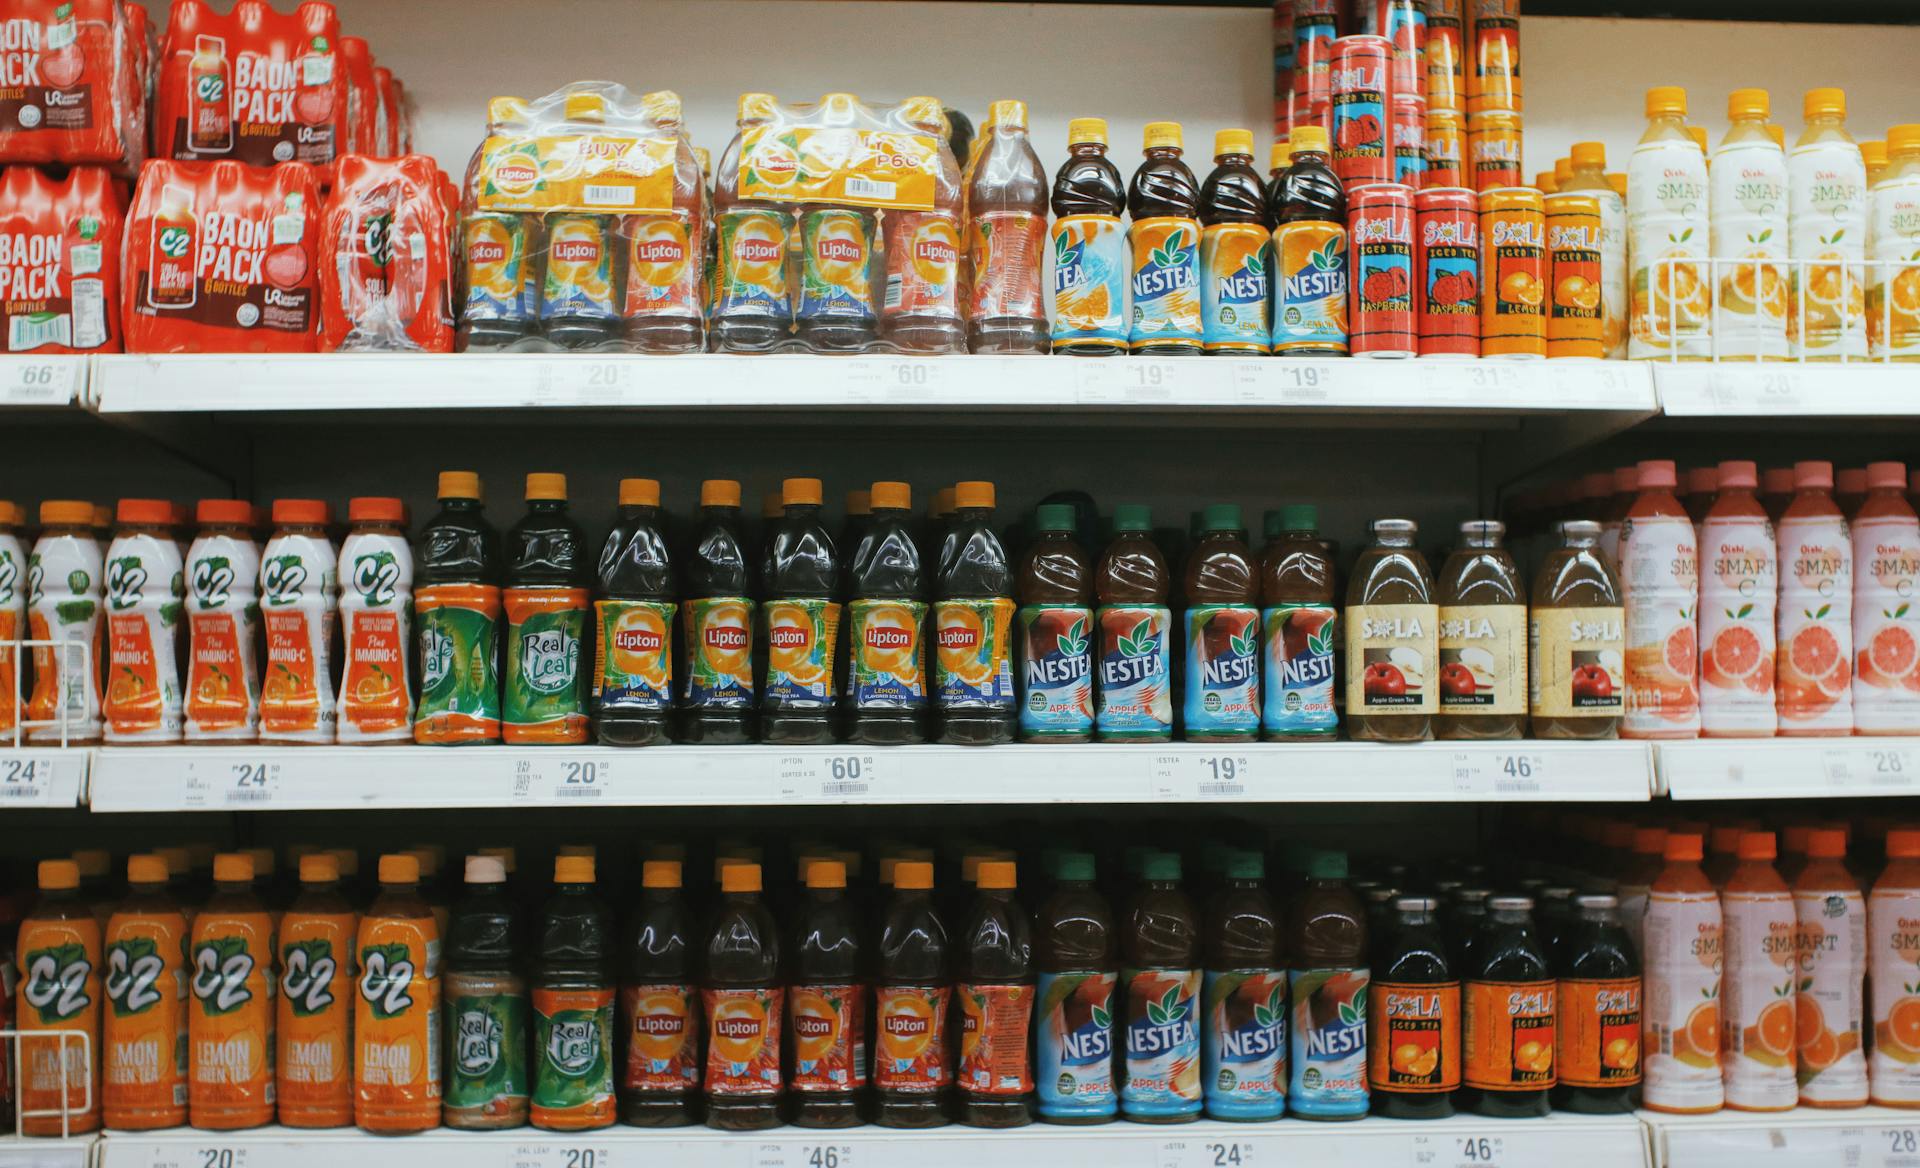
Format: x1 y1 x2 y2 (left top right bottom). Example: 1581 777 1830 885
0 166 126 353
124 158 322 353
152 0 343 169
0 0 148 170
319 154 454 351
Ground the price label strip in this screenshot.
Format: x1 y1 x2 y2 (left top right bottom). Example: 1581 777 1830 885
1159 1140 1257 1168
776 753 879 801
0 357 79 405
510 1143 615 1168
1410 1134 1506 1168
510 755 615 803
1146 753 1253 799
0 752 57 803
1450 752 1545 797
752 1145 853 1168
1824 746 1917 794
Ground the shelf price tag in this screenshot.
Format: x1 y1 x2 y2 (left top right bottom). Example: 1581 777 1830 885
1450 751 1545 797
1427 362 1518 403
750 1144 851 1168
1715 367 1805 412
1825 747 1917 793
1074 360 1181 402
1410 1133 1505 1168
0 753 49 803
1877 1126 1920 1167
776 753 879 801
222 759 282 806
1272 361 1337 403
0 357 77 404
511 757 613 803
1146 753 1252 799
192 1149 248 1168
510 1144 613 1168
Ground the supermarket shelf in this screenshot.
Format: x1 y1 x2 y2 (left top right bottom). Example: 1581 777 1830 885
1641 1104 1920 1168
85 740 1653 811
1654 738 1920 800
0 1135 92 1168
1654 363 1920 419
0 746 91 807
96 1114 1651 1168
0 356 87 407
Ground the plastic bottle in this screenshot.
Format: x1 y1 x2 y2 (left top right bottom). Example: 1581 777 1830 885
102 854 187 1131
101 498 185 743
1268 123 1349 355
183 500 260 741
503 474 590 744
618 115 706 355
1794 827 1867 1107
1016 504 1094 741
354 853 441 1133
1368 895 1458 1119
1127 121 1204 354
1869 126 1920 359
703 862 782 1130
615 859 697 1126
1869 827 1920 1106
1853 462 1920 732
1049 118 1130 354
1560 142 1628 358
935 481 1015 744
1288 851 1369 1119
16 859 101 1133
1461 896 1553 1118
710 93 794 351
1197 129 1273 355
795 94 880 353
1839 466 1870 520
413 472 503 745
276 853 356 1128
1029 851 1115 1126
1095 505 1173 740
954 860 1033 1127
846 481 927 744
1773 461 1854 734
762 477 840 744
678 480 754 742
444 854 529 1130
1627 87 1711 360
590 478 676 746
1259 504 1338 738
1790 88 1868 360
1346 518 1438 742
1528 520 1625 739
1201 851 1283 1121
1622 461 1701 738
788 859 864 1127
881 96 964 354
875 860 951 1127
529 855 614 1130
259 499 337 744
965 99 1049 354
1550 894 1640 1115
1697 461 1778 736
1711 90 1790 360
1683 466 1719 544
0 499 21 738
1435 520 1526 740
1182 505 1260 740
1722 831 1796 1111
337 497 413 743
1119 852 1201 1123
188 853 274 1130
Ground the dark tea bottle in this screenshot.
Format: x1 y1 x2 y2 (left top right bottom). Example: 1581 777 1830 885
1463 896 1555 1118
1552 894 1640 1114
1368 896 1458 1119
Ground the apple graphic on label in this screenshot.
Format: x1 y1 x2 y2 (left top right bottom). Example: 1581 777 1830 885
1439 661 1477 697
1362 661 1406 697
1571 663 1613 700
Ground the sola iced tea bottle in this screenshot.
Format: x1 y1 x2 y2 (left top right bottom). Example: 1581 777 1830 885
259 500 337 744
102 854 187 1131
102 499 184 743
1553 894 1641 1114
277 853 356 1128
1622 461 1700 738
1463 896 1554 1118
1795 828 1866 1107
184 500 259 741
337 497 413 743
1699 462 1778 737
1852 462 1920 733
188 854 275 1130
1561 142 1627 356
1722 832 1796 1112
1346 518 1438 742
1529 520 1624 739
1436 520 1525 740
1869 828 1920 1106
1369 895 1458 1119
1628 87 1711 360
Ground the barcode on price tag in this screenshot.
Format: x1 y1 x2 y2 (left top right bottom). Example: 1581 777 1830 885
776 753 878 801
224 760 281 806
1410 1133 1505 1168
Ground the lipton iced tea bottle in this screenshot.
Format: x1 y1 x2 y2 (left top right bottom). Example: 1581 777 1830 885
1622 461 1701 738
874 861 951 1127
1435 520 1525 740
17 859 101 1134
337 497 412 744
1198 129 1273 355
935 482 1015 744
1553 894 1640 1114
682 480 755 742
1183 505 1260 740
591 479 676 746
259 500 337 744
1870 828 1920 1106
955 860 1033 1127
1201 851 1283 1121
1699 462 1778 737
1794 827 1866 1107
1017 504 1094 742
795 95 880 353
444 855 528 1130
704 863 783 1130
278 853 356 1128
1050 119 1130 354
414 472 503 744
355 854 441 1132
619 859 696 1127
876 97 962 353
1032 851 1116 1124
787 859 863 1127
1096 505 1173 740
102 855 187 1131
1791 88 1869 360
1462 896 1553 1117
1369 895 1458 1119
846 481 927 743
1128 122 1204 354
26 501 103 743
1260 505 1337 739
541 201 619 352
1853 462 1920 733
762 477 840 744
1711 90 1790 360
504 474 589 744
1775 461 1854 735
1269 124 1349 355
619 126 706 354
1288 851 1368 1119
964 100 1049 353
1346 518 1438 742
530 856 614 1130
101 499 184 744
1628 87 1711 360
712 93 794 351
1117 852 1200 1123
189 854 274 1130
1721 831 1796 1111
184 500 260 741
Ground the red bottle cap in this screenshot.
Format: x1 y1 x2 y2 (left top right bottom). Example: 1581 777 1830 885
1663 832 1704 862
1888 829 1920 859
116 498 173 525
273 499 330 526
1635 460 1677 489
1807 828 1848 859
1686 466 1719 494
1794 460 1834 489
1738 831 1777 861
1763 467 1794 495
1715 461 1757 489
1838 467 1868 494
348 496 406 523
196 498 253 525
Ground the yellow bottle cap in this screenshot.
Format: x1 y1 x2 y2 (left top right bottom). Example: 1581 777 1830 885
1534 171 1558 193
700 479 741 507
213 853 254 883
1645 86 1688 117
1728 88 1769 120
525 472 567 501
638 90 682 125
870 481 910 511
782 477 823 506
438 470 481 500
643 860 682 889
127 854 169 884
555 855 596 883
1804 87 1847 120
619 478 661 507
1270 139 1292 171
1067 117 1107 146
988 99 1028 130
487 96 529 124
1554 157 1573 185
39 499 93 526
1290 124 1329 154
378 853 420 884
1143 121 1183 150
1570 141 1606 169
894 861 935 890
738 92 778 122
1214 128 1254 158
38 859 79 890
563 91 609 123
1607 173 1628 197
1883 128 1920 157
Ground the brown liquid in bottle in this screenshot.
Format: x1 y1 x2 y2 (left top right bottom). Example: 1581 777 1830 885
1344 519 1437 742
1094 505 1173 741
1529 520 1624 739
1258 505 1338 740
1435 520 1526 740
1016 504 1094 742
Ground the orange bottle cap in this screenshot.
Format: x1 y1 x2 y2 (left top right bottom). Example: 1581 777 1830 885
701 479 742 507
67 849 105 878
116 498 172 525
1762 467 1794 494
525 473 567 501
933 486 955 517
38 859 79 890
212 853 254 882
1804 87 1847 120
1553 157 1573 184
720 862 762 893
1606 174 1627 197
244 847 276 875
557 844 595 860
894 861 935 890
1889 829 1920 859
348 496 406 523
783 477 823 506
1214 128 1253 158
1728 88 1770 120
1533 172 1557 193
273 498 329 526
1716 460 1757 489
1783 824 1813 852
1645 86 1688 117
196 498 253 525
806 860 847 889
90 503 111 529
1570 141 1606 169
1635 459 1677 489
1869 461 1908 490
643 860 682 889
1290 124 1328 154
555 855 596 883
1794 460 1834 489
1685 467 1719 494
977 860 1017 890
1068 117 1108 147
954 481 995 510
1883 129 1920 158
870 481 910 511
1143 121 1183 150
378 853 420 884
1738 831 1777 861
619 478 661 507
1807 828 1848 858
300 854 342 883
1663 832 1704 862
845 489 872 516
155 846 192 876
127 854 169 884
438 470 482 500
1633 827 1669 855
0 499 17 526
1710 824 1745 854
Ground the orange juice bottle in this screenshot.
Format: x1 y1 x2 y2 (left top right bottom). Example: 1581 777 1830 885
337 497 414 744
0 498 22 738
26 500 104 744
1710 90 1790 361
1795 827 1867 1107
1722 832 1797 1112
354 853 441 1132
184 499 262 742
1869 827 1920 1106
1641 832 1722 1114
189 853 275 1130
102 499 185 743
1621 460 1700 738
277 853 357 1128
1852 462 1920 733
259 500 339 744
1698 461 1778 737
16 859 101 1134
103 854 187 1130
1789 88 1868 361
1628 87 1711 360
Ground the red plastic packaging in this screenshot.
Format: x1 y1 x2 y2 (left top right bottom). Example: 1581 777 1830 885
0 0 145 167
337 34 374 155
319 154 453 352
0 166 125 352
374 65 403 155
123 157 321 353
152 0 343 168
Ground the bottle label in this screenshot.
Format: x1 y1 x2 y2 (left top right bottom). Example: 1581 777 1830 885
414 583 502 743
789 982 863 1093
714 208 795 321
799 208 877 325
762 597 841 708
591 599 675 712
1438 603 1524 715
883 211 962 323
1463 979 1556 1092
847 598 927 710
103 534 184 742
958 983 1034 1096
1346 602 1439 714
875 984 951 1092
1262 603 1337 734
277 914 355 1120
934 597 1016 710
1788 140 1868 359
1017 604 1094 737
1200 222 1273 353
619 982 698 1093
968 210 1046 321
1034 970 1116 1119
1870 177 1920 357
1556 978 1642 1089
1869 886 1920 1104
445 986 529 1112
16 916 101 1132
0 534 20 735
24 532 102 742
1128 216 1203 349
701 986 783 1097
1709 138 1790 359
1183 604 1261 734
338 536 412 742
189 920 275 1119
354 917 442 1116
1627 137 1710 359
1776 514 1853 732
261 606 330 738
621 214 701 322
1368 980 1461 1094
503 587 589 743
1852 513 1920 732
531 986 615 1126
1795 884 1867 1105
1622 514 1700 734
460 214 536 324
1051 214 1129 347
1528 605 1625 719
1271 221 1349 353
1202 969 1286 1117
1120 968 1201 1115
103 910 188 1124
1721 885 1798 1109
1096 604 1173 736
186 607 257 738
681 596 754 710
540 215 618 324
1288 967 1369 1116
1642 886 1724 1111
1698 513 1779 734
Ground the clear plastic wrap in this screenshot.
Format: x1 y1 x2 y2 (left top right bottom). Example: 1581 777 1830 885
0 0 147 170
319 154 454 352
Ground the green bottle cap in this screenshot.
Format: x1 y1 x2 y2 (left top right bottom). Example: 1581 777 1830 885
1034 503 1076 532
1112 504 1153 533
1278 504 1319 532
1143 851 1183 881
1056 851 1096 882
1202 503 1243 533
1227 850 1266 880
1308 850 1349 880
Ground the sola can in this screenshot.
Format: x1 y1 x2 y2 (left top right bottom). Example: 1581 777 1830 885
1468 109 1523 192
1392 95 1426 187
1348 183 1416 357
1351 0 1426 102
1479 186 1547 358
1331 36 1392 188
1424 108 1465 189
1467 0 1521 114
1545 194 1606 359
1425 0 1466 112
1292 0 1340 114
1416 186 1480 356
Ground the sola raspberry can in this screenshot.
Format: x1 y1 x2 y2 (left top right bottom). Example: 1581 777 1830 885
1331 36 1391 188
1424 108 1464 188
1392 94 1425 187
1351 0 1426 102
1347 183 1415 357
1292 0 1340 113
1415 186 1480 357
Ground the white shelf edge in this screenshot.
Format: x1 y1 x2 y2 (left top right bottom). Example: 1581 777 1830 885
1654 738 1920 801
0 355 87 407
0 1134 92 1168
1654 362 1920 418
1641 1103 1920 1168
0 746 91 807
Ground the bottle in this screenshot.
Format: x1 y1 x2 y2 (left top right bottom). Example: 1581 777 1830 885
0 499 21 738
1095 505 1173 740
1528 520 1625 739
188 853 275 1130
1462 896 1553 1118
1683 466 1719 544
788 859 864 1128
1870 125 1920 359
443 855 529 1130
618 120 706 354
1839 467 1871 520
1346 518 1439 742
1268 123 1349 356
1762 467 1795 523
875 860 952 1127
258 499 338 744
354 853 441 1133
187 35 232 151
1622 460 1701 738
1201 851 1284 1122
540 204 619 351
965 99 1049 354
530 855 614 1130
1853 462 1920 732
1033 851 1116 1123
1016 504 1095 741
1599 465 1636 566
414 471 504 745
1127 121 1204 354
1289 851 1369 1120
711 93 795 351
1722 832 1797 1111
1561 141 1628 357
1552 894 1641 1114
1435 520 1526 740
703 862 783 1130
1118 852 1201 1122
1790 88 1869 360
1181 505 1261 740
1260 504 1338 739
1708 89 1791 361
501 474 589 743
16 859 102 1133
762 477 841 744
1368 895 1459 1120
677 480 755 742
337 496 413 743
955 860 1033 1127
102 854 188 1131
1699 461 1779 736
183 499 261 741
101 498 185 743
615 860 697 1127
881 96 964 354
1776 461 1854 734
1628 87 1711 360
273 853 356 1128
934 481 1016 744
1198 128 1274 355
1793 828 1866 1107
1615 827 1668 956
1870 828 1920 1106
846 480 928 744
1049 118 1130 354
794 94 880 353
591 478 677 746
